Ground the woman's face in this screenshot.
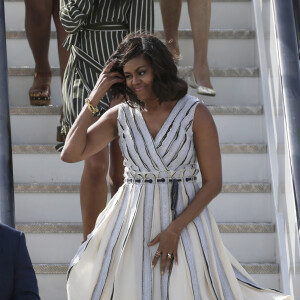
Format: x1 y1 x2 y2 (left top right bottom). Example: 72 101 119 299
123 55 156 102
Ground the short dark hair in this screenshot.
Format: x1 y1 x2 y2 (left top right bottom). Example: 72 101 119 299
108 33 187 108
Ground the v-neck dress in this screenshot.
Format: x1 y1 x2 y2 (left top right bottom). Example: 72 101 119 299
66 95 289 300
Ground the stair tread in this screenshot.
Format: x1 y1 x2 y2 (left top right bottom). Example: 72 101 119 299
6 29 255 40
7 66 259 77
16 222 275 234
14 182 271 193
10 105 263 115
12 143 267 154
32 263 279 275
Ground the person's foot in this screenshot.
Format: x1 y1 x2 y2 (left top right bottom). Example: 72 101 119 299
29 70 52 106
193 61 213 89
188 72 216 96
165 39 181 64
189 62 216 96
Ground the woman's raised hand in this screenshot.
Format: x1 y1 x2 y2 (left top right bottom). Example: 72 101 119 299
148 226 180 274
88 59 124 102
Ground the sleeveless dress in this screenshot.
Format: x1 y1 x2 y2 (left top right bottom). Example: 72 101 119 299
66 95 289 300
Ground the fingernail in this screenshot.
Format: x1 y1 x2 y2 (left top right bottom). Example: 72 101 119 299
151 264 154 269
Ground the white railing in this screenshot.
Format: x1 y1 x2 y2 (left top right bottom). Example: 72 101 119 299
252 0 300 298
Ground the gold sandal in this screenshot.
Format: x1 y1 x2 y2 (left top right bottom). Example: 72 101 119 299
29 71 52 106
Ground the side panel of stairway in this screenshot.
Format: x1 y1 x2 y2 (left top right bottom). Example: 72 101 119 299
252 0 300 297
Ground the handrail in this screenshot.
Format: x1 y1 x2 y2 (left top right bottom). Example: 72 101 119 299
273 0 300 237
0 0 15 227
292 0 300 58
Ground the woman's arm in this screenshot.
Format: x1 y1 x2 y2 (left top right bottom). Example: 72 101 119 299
61 60 124 163
149 103 222 273
59 0 94 33
170 103 222 232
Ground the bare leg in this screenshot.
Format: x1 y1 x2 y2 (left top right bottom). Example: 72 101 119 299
25 0 52 94
108 97 125 197
80 148 109 241
52 0 69 139
187 0 213 89
109 138 124 197
52 0 69 82
79 97 124 241
160 0 182 59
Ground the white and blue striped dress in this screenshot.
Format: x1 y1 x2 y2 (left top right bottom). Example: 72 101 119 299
66 95 289 300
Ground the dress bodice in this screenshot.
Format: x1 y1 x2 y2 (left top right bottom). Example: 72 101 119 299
117 94 201 181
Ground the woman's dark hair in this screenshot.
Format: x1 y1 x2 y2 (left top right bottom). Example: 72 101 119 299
108 32 188 108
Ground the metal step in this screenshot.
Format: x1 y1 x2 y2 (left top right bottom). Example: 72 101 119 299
8 66 260 106
6 29 256 68
10 105 263 116
6 29 255 40
14 182 272 223
4 0 253 31
14 182 271 194
8 76 261 106
7 66 259 77
32 262 279 275
12 152 269 183
11 143 269 183
17 222 276 263
10 105 265 144
16 222 275 234
33 272 282 300
11 143 267 154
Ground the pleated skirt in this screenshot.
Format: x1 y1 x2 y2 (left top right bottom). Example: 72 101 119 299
67 181 290 300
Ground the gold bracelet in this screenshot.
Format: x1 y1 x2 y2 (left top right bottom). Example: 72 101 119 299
85 98 99 115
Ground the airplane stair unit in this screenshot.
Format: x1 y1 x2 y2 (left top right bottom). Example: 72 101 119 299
5 0 299 298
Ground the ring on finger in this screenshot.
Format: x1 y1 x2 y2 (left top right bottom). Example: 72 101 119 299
154 251 161 258
167 253 173 259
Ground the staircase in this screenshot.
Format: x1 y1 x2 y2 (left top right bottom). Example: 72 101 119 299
5 0 285 299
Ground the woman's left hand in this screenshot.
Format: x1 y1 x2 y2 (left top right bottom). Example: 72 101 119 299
148 226 180 274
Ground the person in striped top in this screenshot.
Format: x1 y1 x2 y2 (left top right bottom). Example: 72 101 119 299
58 0 153 241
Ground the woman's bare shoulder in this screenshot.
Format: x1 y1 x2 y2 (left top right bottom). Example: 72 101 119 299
194 102 213 122
192 102 218 137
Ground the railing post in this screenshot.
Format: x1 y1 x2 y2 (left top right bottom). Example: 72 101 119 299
274 0 300 235
0 0 15 227
292 0 300 58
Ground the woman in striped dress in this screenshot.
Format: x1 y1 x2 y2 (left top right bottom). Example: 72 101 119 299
61 34 289 300
58 0 153 240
